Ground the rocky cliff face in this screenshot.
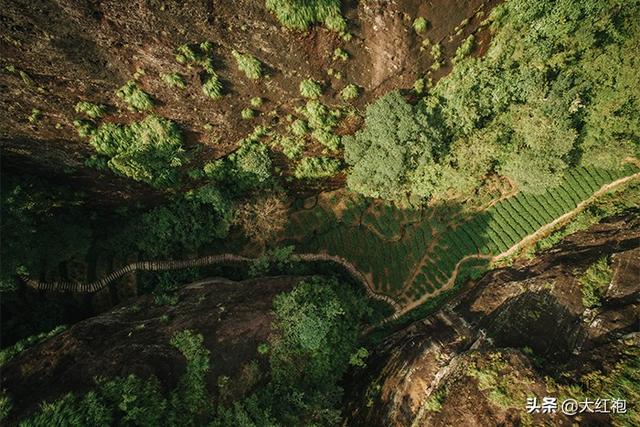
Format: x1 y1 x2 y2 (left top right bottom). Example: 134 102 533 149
344 214 640 426
1 275 303 423
0 0 496 205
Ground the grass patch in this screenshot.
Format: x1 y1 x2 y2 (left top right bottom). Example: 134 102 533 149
413 17 428 34
266 0 347 33
232 50 263 80
453 35 474 64
333 48 349 61
578 257 612 308
75 101 106 119
241 108 256 120
116 80 153 111
339 83 359 101
294 156 341 179
202 72 223 99
299 78 323 99
160 72 187 89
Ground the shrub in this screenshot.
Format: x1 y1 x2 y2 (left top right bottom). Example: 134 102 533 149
333 48 349 61
266 0 346 33
87 115 185 188
175 43 215 72
0 325 66 367
344 90 442 201
339 83 359 101
20 330 212 426
161 72 187 89
430 43 442 61
241 108 255 120
28 108 42 123
250 97 263 107
578 257 612 308
202 72 222 99
413 17 428 34
116 80 154 112
273 135 305 159
290 119 308 136
294 156 341 179
453 35 474 64
73 119 95 137
299 78 322 99
75 101 106 118
233 193 288 242
232 50 263 80
414 78 425 94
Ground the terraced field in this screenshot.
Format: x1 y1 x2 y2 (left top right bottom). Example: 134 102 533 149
282 165 639 307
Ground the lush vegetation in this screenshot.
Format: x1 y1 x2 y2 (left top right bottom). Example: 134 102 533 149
265 0 346 33
213 277 370 425
294 156 341 179
12 278 371 426
344 0 640 204
0 176 92 293
284 165 637 305
86 115 186 188
74 101 106 119
339 84 359 101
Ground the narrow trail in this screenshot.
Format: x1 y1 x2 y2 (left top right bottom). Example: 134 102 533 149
21 170 639 323
21 253 402 311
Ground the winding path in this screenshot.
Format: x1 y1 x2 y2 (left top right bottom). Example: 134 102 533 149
20 253 402 311
21 170 639 322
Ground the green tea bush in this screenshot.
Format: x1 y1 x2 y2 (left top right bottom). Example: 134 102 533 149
74 101 106 118
299 78 323 99
232 50 263 80
115 80 154 111
294 156 340 179
87 115 185 188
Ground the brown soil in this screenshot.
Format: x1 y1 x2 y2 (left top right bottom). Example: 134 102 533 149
1 0 501 208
